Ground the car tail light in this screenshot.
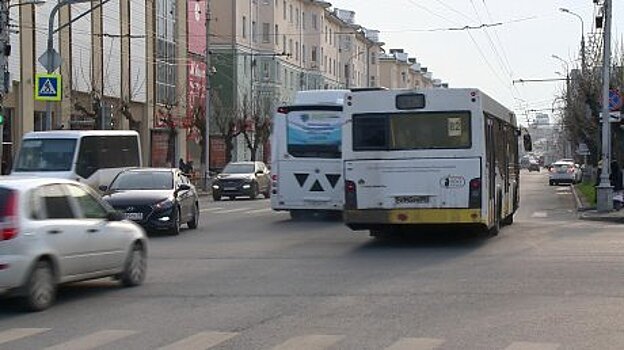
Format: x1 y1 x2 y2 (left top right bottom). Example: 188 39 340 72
469 178 481 208
0 190 19 241
345 180 357 209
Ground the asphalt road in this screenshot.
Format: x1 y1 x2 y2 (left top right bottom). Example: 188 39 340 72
1 170 624 349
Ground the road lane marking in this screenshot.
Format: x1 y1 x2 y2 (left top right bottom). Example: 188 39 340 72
504 342 559 350
531 211 548 218
200 207 224 212
246 208 272 214
214 208 251 214
271 335 344 350
0 328 50 345
157 331 237 350
384 337 445 350
44 330 137 350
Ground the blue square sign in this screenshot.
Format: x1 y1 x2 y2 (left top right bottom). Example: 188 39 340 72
35 73 62 101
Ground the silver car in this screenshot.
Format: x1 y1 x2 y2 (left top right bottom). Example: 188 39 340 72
0 177 147 311
548 162 581 185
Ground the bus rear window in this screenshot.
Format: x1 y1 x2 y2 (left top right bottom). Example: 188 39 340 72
352 112 471 151
287 110 342 158
14 139 77 171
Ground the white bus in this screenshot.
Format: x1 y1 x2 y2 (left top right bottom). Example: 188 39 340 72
11 130 142 190
342 88 531 237
270 90 350 219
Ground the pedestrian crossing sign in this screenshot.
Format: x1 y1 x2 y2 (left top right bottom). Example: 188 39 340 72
35 73 62 101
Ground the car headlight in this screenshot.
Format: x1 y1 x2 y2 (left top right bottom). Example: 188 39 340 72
212 184 220 189
242 184 251 189
153 198 174 210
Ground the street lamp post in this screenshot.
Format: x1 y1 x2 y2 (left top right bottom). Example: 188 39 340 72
559 8 585 75
597 0 613 212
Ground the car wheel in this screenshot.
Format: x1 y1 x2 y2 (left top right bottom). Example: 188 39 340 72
22 260 56 312
170 208 181 236
212 193 221 201
121 243 146 287
549 180 554 186
187 203 199 229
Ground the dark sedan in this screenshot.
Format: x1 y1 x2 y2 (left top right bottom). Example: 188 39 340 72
101 168 199 235
211 161 271 201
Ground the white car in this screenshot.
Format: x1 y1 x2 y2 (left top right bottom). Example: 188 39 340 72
548 162 581 185
0 177 147 311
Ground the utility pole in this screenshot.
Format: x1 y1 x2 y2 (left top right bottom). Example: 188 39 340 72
597 0 613 212
0 0 8 175
203 0 211 190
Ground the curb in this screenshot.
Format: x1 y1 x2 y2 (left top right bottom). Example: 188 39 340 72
570 184 584 211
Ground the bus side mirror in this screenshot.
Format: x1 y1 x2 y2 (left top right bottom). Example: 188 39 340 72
523 134 533 152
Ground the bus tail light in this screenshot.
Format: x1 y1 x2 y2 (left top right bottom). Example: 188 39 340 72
468 178 481 208
0 190 19 241
345 180 357 209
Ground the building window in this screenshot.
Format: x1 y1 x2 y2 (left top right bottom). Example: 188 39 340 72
275 24 279 45
296 8 299 27
311 46 317 62
242 16 247 38
295 41 299 60
262 23 270 43
302 11 305 29
283 35 286 52
312 14 317 29
371 52 376 65
289 39 293 57
156 0 177 105
289 4 293 23
329 28 332 45
252 21 257 42
302 45 306 63
283 0 286 19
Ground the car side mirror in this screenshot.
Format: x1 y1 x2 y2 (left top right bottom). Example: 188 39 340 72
106 210 124 222
255 171 263 175
98 185 108 192
523 134 533 152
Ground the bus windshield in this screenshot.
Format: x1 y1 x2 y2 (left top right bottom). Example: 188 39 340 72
352 111 471 151
287 110 342 158
14 139 77 172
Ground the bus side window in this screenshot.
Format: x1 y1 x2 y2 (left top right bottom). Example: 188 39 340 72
76 137 99 179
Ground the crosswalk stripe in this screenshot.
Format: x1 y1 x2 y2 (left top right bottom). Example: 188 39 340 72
246 208 272 214
384 337 445 350
504 342 559 350
44 330 137 350
215 208 251 214
0 328 50 345
271 335 344 350
157 331 237 350
200 207 224 212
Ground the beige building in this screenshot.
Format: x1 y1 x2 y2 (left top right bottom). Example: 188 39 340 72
379 49 439 90
209 0 384 164
2 0 202 173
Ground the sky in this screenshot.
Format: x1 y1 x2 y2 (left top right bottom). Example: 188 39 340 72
328 0 623 126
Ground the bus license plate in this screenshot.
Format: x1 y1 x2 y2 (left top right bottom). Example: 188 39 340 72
395 196 429 205
125 212 143 220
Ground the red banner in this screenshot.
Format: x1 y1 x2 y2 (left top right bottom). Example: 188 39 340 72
188 0 206 55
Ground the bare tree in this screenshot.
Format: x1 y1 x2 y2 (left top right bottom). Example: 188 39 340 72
212 90 244 165
239 92 276 162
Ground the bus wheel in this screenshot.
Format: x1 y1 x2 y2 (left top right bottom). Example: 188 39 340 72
502 213 514 226
290 210 305 220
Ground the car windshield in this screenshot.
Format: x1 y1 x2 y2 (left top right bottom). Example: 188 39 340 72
223 164 254 174
14 139 77 172
110 172 173 190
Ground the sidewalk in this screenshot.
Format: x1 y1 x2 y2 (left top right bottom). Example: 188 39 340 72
571 184 624 223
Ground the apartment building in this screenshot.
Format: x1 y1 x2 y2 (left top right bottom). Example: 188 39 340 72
379 49 438 89
209 0 384 166
1 0 207 173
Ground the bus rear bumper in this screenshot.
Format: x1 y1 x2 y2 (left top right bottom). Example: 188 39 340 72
344 208 484 230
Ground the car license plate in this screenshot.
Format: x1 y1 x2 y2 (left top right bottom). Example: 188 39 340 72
125 212 143 220
395 195 429 205
224 187 236 191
